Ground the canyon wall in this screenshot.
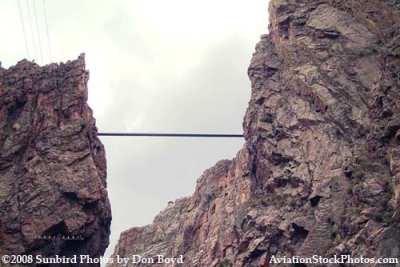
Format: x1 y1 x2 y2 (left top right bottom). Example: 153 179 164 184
110 0 400 266
0 54 111 259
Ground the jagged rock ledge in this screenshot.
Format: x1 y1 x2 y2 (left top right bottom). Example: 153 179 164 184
110 1 400 266
0 54 111 259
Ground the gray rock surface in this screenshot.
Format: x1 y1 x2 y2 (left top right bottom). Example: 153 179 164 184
0 54 111 260
110 1 400 266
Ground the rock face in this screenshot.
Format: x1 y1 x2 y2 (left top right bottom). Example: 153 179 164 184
0 55 111 259
110 1 400 266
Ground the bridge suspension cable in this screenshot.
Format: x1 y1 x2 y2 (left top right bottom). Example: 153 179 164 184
17 0 30 59
42 0 52 61
32 0 44 62
26 0 38 60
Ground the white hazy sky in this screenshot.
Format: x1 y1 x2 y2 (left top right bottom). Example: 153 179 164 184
0 0 270 260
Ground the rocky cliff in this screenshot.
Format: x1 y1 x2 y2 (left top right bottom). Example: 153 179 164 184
110 0 400 266
0 55 111 259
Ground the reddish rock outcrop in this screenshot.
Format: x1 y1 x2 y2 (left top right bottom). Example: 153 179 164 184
0 55 111 260
110 1 400 266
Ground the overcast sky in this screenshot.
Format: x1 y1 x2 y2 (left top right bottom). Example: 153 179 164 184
0 0 269 260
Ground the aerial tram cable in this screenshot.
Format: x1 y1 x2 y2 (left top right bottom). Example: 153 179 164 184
98 132 244 138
